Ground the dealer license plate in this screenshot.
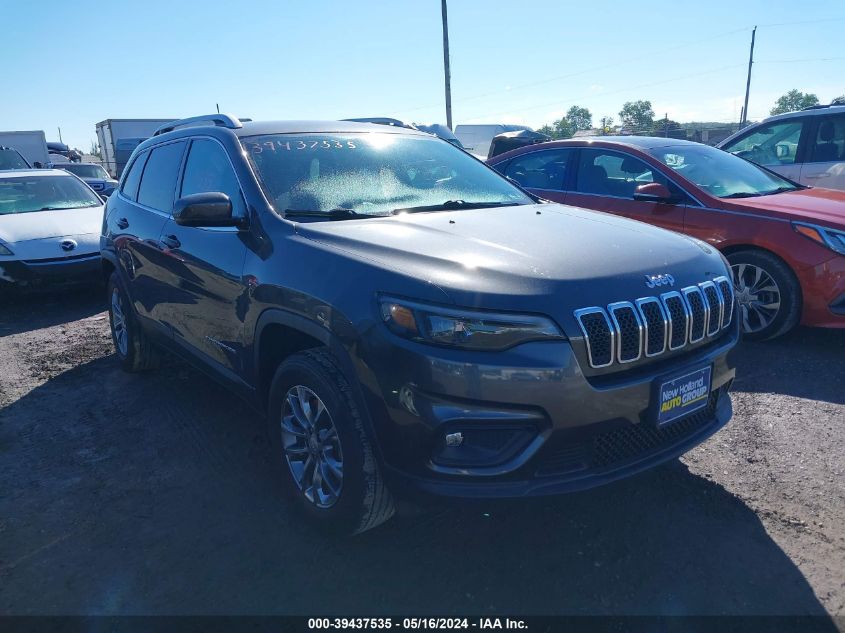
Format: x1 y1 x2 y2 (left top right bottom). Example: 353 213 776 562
656 366 712 427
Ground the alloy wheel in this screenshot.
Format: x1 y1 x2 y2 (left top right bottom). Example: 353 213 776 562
731 263 781 334
280 385 344 509
111 287 128 356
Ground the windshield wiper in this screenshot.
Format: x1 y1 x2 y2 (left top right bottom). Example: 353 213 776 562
759 186 799 196
720 192 761 199
391 200 515 214
37 205 90 211
282 208 365 221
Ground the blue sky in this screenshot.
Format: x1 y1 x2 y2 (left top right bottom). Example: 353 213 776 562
4 0 844 150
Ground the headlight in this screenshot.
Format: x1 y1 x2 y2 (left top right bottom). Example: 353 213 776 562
379 296 564 351
0 243 13 256
793 222 845 256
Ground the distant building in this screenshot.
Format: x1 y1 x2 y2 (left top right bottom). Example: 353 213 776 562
690 127 737 146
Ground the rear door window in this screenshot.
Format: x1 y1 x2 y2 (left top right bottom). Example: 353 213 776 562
722 120 804 166
137 141 187 213
120 151 148 201
504 149 574 190
807 115 845 163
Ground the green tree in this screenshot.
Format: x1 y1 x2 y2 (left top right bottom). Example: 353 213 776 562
599 116 614 135
565 105 592 132
770 89 819 115
619 100 654 132
832 95 845 105
652 117 682 137
537 117 572 140
537 124 556 138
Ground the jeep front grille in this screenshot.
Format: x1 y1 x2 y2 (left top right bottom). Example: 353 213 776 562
574 276 733 368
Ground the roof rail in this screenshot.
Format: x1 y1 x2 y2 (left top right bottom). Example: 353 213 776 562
153 114 245 136
342 117 417 130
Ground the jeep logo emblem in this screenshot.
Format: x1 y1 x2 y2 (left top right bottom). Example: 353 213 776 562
645 273 675 288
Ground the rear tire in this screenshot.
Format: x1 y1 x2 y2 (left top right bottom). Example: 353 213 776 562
107 272 160 372
727 249 801 341
267 348 395 535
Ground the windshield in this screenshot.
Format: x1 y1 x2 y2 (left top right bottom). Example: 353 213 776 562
243 133 532 217
0 175 101 215
0 149 29 170
60 163 110 179
646 144 801 198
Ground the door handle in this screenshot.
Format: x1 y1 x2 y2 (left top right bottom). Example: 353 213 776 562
160 234 181 249
116 217 129 229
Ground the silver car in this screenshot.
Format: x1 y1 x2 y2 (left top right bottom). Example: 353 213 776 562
719 103 845 191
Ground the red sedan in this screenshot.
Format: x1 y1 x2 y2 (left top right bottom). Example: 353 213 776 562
488 137 845 340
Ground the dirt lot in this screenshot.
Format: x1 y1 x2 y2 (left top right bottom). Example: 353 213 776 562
1 288 843 617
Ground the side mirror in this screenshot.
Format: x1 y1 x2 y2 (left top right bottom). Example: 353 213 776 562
633 182 675 203
173 192 240 228
33 161 43 168
776 143 791 159
99 194 109 204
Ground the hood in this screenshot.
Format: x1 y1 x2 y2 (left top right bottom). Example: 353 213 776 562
0 205 104 244
725 188 845 228
296 203 728 323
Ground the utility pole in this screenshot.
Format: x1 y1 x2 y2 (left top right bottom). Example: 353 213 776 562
664 113 669 137
441 0 453 130
741 26 756 127
57 127 63 143
216 103 220 114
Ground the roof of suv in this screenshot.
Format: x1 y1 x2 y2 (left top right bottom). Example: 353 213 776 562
755 104 845 124
235 120 431 137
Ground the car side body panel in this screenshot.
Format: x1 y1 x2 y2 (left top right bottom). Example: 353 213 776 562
489 139 845 329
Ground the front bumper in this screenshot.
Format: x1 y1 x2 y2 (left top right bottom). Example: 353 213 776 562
799 254 845 328
362 324 738 499
0 253 101 286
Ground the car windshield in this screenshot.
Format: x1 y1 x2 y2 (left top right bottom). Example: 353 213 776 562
0 149 29 170
243 133 532 217
0 174 101 215
60 163 110 179
646 144 801 198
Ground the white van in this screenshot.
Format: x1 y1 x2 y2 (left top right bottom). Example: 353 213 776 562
454 124 531 158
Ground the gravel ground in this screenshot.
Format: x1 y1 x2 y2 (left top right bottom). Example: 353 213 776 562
0 288 843 617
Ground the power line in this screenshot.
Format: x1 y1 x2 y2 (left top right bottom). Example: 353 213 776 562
756 56 845 64
393 25 751 118
459 63 747 123
755 16 845 28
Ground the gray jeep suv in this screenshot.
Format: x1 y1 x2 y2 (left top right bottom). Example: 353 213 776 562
101 115 739 533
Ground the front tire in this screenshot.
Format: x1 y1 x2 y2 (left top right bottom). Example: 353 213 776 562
107 272 160 372
727 249 801 341
268 348 395 534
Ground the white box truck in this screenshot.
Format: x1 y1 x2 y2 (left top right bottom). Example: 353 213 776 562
453 124 532 159
0 130 50 167
96 119 175 178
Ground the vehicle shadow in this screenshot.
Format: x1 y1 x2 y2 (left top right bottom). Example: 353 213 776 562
733 327 845 405
0 284 105 337
0 282 106 337
0 353 836 621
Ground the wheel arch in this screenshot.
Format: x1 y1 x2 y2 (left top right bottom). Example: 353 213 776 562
101 250 117 282
721 243 805 337
253 308 389 470
719 242 802 297
253 308 361 413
